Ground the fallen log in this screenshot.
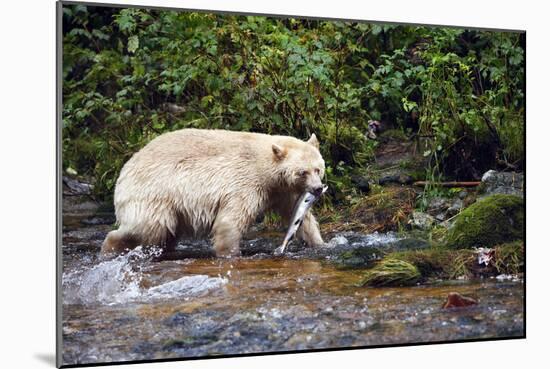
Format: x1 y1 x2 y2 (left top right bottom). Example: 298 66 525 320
413 181 481 188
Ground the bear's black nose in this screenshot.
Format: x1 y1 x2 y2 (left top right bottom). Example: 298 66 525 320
312 186 324 196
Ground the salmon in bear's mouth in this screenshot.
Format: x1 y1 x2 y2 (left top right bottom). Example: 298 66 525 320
274 185 328 255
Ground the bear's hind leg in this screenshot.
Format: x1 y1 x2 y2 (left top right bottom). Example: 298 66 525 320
101 229 140 256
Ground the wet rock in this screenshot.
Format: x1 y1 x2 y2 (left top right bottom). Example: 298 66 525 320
445 194 524 249
168 232 402 260
408 211 436 230
81 215 116 226
166 240 216 259
327 235 349 248
334 231 401 250
392 238 430 251
427 197 450 214
358 259 420 287
63 197 101 215
442 292 478 308
378 174 413 186
164 312 191 327
434 213 447 222
479 170 524 198
63 176 93 196
351 175 370 193
334 247 384 269
242 238 279 256
446 198 464 217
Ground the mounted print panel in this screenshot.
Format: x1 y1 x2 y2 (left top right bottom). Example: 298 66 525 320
57 1 525 367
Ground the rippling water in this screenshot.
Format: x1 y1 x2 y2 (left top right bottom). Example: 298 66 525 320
61 214 524 366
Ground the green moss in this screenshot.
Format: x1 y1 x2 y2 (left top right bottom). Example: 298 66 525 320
445 194 524 249
429 226 449 245
389 248 476 279
358 259 420 287
387 241 524 280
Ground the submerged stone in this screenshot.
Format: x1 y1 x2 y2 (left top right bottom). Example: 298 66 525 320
442 292 478 309
334 247 384 269
445 194 524 249
391 238 431 251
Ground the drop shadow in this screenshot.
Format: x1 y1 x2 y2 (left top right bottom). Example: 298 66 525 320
34 353 56 366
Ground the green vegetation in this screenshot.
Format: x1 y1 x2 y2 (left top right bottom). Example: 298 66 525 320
385 240 524 280
445 194 524 249
492 240 524 275
358 259 420 287
62 5 525 201
389 247 477 279
350 186 415 231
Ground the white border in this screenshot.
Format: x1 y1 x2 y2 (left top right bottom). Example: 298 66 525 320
1 1 547 368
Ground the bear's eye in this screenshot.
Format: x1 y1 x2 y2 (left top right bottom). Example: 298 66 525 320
298 170 309 177
314 168 320 175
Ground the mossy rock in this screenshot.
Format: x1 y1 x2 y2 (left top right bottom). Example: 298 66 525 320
445 194 524 249
388 248 476 279
334 247 384 269
358 259 420 287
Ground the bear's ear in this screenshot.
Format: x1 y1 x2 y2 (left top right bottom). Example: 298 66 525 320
307 134 319 149
272 144 287 161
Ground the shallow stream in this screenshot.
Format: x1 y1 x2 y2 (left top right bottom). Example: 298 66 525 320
61 212 524 366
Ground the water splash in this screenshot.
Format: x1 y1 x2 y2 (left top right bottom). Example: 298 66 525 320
327 231 402 249
147 275 227 299
62 246 227 305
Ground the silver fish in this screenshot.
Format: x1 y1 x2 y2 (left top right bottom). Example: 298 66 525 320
274 185 328 255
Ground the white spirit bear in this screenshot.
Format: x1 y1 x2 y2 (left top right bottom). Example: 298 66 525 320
101 129 326 257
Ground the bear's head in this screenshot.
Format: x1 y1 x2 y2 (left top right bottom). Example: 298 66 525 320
272 134 325 195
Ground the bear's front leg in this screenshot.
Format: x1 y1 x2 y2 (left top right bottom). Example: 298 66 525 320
297 210 324 247
211 205 249 258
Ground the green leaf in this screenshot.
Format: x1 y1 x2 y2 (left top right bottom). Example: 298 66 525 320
116 11 136 33
128 35 139 53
